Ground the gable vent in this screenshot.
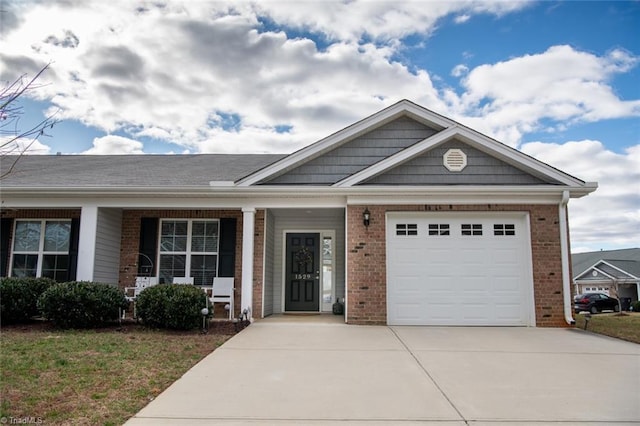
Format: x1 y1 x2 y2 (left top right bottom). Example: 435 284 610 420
443 148 467 172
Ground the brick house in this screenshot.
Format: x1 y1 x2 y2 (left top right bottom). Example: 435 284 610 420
0 100 597 326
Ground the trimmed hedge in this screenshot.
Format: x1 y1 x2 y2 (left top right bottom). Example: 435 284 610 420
0 277 56 324
38 281 128 328
136 284 209 330
631 300 640 313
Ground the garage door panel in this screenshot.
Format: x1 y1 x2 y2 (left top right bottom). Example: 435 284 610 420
492 276 520 290
459 276 490 291
426 249 456 265
392 303 432 323
427 303 458 322
393 276 422 296
495 303 522 319
387 213 532 326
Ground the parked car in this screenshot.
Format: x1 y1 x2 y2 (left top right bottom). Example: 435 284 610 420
574 293 620 314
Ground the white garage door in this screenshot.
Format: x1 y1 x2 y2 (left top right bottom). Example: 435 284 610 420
386 212 534 326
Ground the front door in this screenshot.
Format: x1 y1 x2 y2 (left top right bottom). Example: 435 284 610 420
285 233 320 312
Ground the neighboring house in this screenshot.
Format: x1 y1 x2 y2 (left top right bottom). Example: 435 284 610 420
0 100 597 327
572 248 640 304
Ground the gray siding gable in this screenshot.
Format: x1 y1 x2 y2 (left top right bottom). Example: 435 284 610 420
362 139 557 186
261 116 438 185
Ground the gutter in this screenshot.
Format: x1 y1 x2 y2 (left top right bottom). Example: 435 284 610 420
0 183 598 197
559 190 575 325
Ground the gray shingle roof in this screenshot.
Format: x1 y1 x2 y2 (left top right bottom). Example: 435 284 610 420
0 154 285 187
572 248 640 279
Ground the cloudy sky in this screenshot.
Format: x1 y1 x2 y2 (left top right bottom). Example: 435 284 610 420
0 0 638 253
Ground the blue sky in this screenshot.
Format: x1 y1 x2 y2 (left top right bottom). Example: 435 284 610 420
0 0 638 252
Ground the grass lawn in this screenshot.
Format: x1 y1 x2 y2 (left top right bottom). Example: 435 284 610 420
574 312 640 344
0 321 239 425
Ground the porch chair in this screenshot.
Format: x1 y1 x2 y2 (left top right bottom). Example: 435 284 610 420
172 276 194 285
124 276 158 318
210 277 235 319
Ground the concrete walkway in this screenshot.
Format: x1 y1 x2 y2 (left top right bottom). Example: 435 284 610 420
125 315 640 425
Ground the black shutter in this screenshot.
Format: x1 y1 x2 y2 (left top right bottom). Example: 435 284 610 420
67 218 80 281
218 218 236 277
138 218 158 276
1 218 13 277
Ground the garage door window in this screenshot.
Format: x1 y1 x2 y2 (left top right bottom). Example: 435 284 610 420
461 224 482 236
494 224 515 236
428 224 450 236
396 224 418 236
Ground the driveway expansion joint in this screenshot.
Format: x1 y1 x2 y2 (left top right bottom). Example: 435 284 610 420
388 326 468 424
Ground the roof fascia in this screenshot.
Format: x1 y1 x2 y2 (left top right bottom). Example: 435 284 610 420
0 183 591 198
453 127 589 187
236 100 455 186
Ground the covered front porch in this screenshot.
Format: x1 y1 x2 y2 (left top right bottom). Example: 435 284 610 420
1 204 348 322
262 208 346 318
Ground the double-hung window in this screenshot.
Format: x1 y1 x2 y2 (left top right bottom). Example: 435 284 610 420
158 219 219 286
11 220 71 281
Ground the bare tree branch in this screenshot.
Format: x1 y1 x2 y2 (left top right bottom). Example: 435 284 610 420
1 63 60 179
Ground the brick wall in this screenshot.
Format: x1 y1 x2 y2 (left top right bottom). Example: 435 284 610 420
346 204 570 327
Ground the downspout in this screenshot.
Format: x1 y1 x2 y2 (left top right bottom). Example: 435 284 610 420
559 190 574 325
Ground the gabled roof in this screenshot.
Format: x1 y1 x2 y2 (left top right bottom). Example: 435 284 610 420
572 248 640 281
1 100 598 199
237 100 597 196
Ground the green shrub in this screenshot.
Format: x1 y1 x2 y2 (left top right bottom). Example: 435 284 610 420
38 281 128 328
0 277 56 324
631 300 640 313
135 284 209 330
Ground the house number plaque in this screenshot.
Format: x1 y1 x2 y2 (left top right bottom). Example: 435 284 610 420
294 273 312 280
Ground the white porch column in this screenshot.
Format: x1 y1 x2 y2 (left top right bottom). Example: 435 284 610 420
241 207 255 320
76 205 98 281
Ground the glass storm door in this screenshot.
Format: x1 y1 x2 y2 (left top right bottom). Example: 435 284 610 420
285 233 320 311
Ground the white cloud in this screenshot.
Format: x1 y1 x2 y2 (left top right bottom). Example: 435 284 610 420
0 0 537 155
521 140 640 251
453 45 640 145
255 1 530 43
0 137 52 155
451 64 469 77
82 135 144 154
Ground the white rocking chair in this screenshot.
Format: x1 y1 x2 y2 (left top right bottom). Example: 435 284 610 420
210 277 235 319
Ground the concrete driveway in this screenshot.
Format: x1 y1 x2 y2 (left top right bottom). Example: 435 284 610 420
126 315 639 425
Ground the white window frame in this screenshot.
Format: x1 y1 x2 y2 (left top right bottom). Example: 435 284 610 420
158 218 220 286
9 219 72 279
